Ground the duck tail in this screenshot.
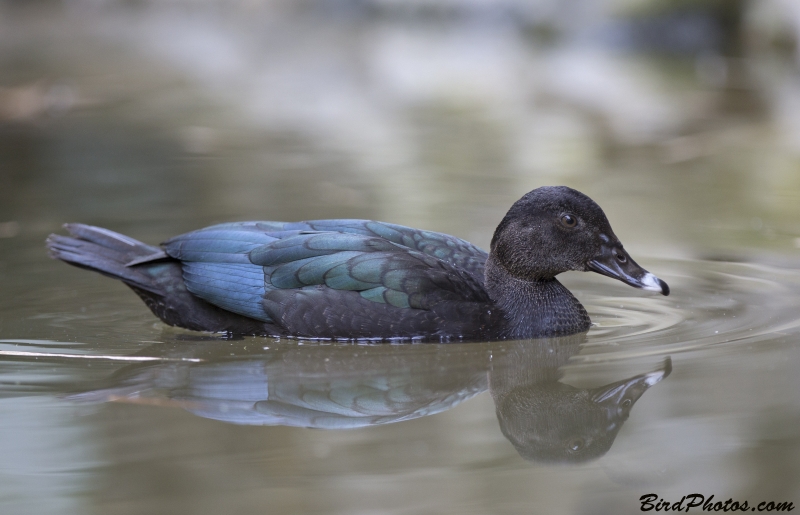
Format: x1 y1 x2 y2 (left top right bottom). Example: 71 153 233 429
46 224 273 335
46 223 169 294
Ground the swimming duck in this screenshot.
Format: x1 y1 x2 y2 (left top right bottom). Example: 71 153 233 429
46 186 668 340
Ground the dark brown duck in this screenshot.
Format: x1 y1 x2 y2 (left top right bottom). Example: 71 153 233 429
46 186 668 341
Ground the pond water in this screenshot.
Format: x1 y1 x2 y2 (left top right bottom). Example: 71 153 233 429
1 2 800 514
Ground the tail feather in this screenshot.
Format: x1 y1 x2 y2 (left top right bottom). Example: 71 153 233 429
46 224 273 335
46 224 166 294
61 223 155 254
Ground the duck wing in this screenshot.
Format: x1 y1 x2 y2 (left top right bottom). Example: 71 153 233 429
179 220 488 284
163 222 493 339
299 220 488 285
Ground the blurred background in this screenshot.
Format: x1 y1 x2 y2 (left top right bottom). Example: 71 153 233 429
2 1 800 514
1 0 800 258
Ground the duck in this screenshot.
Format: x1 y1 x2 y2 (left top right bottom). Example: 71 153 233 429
46 186 668 341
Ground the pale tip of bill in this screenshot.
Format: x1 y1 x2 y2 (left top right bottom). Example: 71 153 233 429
643 369 667 387
640 272 670 296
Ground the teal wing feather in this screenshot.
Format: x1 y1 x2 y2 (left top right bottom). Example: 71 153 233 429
181 262 270 322
163 227 281 263
163 224 287 321
250 232 488 309
160 220 491 337
300 220 487 285
166 219 487 280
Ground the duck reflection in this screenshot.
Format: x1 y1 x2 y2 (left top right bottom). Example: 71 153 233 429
71 335 670 463
490 340 671 463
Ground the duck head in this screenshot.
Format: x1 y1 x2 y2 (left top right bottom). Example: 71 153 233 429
490 186 669 294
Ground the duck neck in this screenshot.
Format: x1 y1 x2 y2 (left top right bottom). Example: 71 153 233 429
485 255 591 338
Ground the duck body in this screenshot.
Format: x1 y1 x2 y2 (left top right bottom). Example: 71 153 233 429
46 186 668 341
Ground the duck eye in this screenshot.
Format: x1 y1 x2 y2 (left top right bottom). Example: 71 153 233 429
567 438 585 452
560 214 577 228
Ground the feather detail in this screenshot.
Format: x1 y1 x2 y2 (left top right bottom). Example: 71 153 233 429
154 219 492 338
182 262 270 322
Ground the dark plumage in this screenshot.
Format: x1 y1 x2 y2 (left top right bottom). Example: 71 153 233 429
46 186 668 341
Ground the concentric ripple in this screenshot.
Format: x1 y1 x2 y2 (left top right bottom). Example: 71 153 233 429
569 259 800 361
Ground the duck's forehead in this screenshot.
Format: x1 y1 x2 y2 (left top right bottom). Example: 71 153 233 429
562 195 607 222
534 190 608 223
514 187 613 229
523 186 595 210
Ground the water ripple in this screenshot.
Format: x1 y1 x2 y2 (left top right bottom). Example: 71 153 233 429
574 259 800 361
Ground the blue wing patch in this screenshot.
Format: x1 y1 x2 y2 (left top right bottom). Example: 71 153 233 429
182 262 270 322
164 220 490 329
164 227 282 263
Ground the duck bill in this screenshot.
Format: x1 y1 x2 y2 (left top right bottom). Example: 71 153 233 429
587 246 669 296
590 357 672 406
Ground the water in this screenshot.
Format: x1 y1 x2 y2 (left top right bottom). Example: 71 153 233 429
2 2 800 514
1 257 799 514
